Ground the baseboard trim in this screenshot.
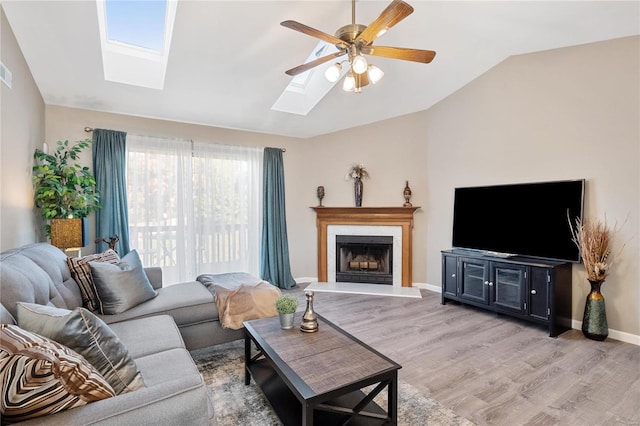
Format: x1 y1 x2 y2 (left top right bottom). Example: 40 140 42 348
571 320 640 346
412 282 441 293
413 282 640 346
295 277 317 285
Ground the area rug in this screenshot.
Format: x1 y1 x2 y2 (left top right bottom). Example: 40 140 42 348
192 341 473 426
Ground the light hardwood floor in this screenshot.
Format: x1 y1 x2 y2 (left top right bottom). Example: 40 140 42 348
286 285 640 425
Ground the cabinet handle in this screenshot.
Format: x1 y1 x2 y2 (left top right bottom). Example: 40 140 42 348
488 282 494 287
451 274 456 278
531 289 537 295
484 281 489 285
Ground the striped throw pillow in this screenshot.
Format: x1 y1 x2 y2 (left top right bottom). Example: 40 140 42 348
0 324 115 423
67 250 120 311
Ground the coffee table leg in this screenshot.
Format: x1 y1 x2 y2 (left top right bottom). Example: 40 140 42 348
388 372 398 425
244 332 251 385
302 402 313 426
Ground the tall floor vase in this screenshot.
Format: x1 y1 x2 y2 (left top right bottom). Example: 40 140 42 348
582 279 608 341
354 178 363 207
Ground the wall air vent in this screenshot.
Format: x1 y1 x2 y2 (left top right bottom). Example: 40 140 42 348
0 61 12 89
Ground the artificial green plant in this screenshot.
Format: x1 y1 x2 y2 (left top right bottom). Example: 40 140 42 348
32 139 100 233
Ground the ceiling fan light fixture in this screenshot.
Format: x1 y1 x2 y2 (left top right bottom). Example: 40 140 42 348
343 72 356 92
368 64 384 84
324 63 342 83
351 54 368 74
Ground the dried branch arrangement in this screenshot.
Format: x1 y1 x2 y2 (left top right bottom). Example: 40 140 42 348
571 218 616 281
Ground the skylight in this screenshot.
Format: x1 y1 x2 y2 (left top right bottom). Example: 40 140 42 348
96 0 177 89
271 41 347 116
105 1 167 52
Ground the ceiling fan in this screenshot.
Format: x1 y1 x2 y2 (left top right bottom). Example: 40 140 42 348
281 0 436 93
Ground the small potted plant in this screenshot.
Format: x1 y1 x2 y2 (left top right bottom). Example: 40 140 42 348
275 295 298 329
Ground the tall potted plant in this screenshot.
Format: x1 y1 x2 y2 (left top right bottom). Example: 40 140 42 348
32 139 100 244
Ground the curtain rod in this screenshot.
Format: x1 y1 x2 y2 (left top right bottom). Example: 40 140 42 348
86 127 285 152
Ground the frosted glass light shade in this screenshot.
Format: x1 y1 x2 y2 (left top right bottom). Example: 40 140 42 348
343 73 356 91
368 65 384 84
324 63 341 83
352 55 368 74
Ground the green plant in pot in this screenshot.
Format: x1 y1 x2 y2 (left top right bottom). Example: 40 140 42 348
32 139 100 246
275 295 298 329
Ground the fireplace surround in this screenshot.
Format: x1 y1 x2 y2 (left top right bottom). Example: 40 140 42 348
312 207 419 287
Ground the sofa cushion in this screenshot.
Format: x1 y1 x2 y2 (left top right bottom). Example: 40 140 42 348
0 324 115 423
108 315 186 359
9 348 213 426
0 244 83 320
89 250 158 314
16 303 145 395
99 281 218 326
67 249 120 311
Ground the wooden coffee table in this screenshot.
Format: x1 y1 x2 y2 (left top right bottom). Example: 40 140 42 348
244 314 401 425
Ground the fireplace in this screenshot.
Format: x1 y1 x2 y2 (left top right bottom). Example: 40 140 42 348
312 207 419 287
336 235 393 285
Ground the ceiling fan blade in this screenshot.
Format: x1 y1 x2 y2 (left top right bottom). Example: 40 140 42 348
363 46 436 63
285 51 346 76
356 0 414 46
281 20 348 48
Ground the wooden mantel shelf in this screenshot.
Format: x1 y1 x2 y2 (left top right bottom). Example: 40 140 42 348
312 206 420 222
312 206 420 287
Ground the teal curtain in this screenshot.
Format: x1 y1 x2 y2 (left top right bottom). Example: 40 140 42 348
92 129 130 255
260 148 296 289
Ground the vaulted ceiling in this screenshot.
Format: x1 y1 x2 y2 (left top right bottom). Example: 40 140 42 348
3 1 639 138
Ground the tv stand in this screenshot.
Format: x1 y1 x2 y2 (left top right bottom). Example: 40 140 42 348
441 250 572 337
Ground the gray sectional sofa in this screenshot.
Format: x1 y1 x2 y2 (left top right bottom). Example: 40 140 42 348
0 243 245 425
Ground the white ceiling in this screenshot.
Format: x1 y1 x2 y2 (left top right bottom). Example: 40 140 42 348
3 1 639 139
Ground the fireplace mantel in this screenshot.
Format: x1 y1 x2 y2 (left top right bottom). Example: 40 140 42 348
312 207 420 287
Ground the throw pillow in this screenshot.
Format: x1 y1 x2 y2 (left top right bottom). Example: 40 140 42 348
67 249 120 311
212 281 281 329
0 324 115 424
16 303 145 395
89 250 157 315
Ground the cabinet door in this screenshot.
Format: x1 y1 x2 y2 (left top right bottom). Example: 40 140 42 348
492 263 526 314
529 267 550 321
442 254 458 298
460 259 489 304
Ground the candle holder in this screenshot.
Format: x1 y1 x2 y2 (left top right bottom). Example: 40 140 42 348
300 291 318 333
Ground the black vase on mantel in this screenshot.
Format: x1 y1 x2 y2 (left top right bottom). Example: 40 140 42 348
354 178 363 207
582 279 608 341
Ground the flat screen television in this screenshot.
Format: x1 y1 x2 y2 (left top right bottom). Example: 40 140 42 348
452 179 585 263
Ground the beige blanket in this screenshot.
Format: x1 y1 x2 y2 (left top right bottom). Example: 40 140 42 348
210 282 281 330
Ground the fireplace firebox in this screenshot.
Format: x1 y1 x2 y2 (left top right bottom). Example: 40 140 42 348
335 235 393 285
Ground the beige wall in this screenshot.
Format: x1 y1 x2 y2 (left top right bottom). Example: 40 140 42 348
424 36 639 336
0 7 46 250
304 114 430 282
307 36 639 336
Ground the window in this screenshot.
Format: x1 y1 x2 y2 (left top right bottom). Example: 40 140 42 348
127 135 262 285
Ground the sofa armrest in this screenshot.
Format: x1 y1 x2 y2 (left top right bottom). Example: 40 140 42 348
144 267 163 290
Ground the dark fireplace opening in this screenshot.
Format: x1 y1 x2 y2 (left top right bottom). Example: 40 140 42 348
336 235 393 285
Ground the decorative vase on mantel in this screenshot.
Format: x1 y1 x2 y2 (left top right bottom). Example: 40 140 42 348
354 177 363 207
582 279 608 341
